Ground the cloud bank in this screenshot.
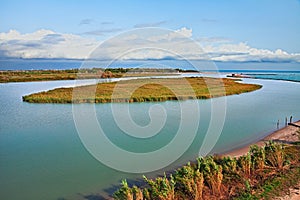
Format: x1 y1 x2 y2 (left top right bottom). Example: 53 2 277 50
0 28 299 62
0 29 97 59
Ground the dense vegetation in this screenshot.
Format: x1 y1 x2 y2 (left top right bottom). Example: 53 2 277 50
0 68 181 83
113 138 300 200
0 68 117 83
22 77 262 103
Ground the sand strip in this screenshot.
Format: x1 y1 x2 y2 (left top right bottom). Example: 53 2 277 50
224 120 300 157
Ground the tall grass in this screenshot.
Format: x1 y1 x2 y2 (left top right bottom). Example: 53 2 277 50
264 141 285 169
0 68 180 83
113 141 298 200
237 153 251 177
23 77 262 104
143 174 175 200
250 145 265 170
113 180 134 200
198 156 223 195
174 162 204 199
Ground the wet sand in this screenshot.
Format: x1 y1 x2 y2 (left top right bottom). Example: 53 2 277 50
224 120 300 157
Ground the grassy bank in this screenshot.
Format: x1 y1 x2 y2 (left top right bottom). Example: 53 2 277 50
0 69 120 83
0 68 181 83
22 77 262 103
113 139 300 200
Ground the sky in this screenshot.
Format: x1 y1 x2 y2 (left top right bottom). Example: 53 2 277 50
1 0 300 62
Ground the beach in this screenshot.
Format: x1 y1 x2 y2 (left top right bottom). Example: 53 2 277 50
224 120 300 157
223 120 300 199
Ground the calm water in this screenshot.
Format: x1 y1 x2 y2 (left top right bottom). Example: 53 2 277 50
1 60 300 199
0 76 300 199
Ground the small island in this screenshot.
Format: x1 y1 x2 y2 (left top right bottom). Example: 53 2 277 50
22 77 262 103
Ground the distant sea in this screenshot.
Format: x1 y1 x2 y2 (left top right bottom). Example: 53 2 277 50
0 59 300 82
242 72 300 82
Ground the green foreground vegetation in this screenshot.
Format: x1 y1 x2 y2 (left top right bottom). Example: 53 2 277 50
0 68 183 83
113 133 300 200
22 77 262 103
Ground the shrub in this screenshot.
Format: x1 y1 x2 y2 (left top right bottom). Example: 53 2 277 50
113 179 133 200
198 156 223 195
265 141 285 169
174 162 204 199
237 153 251 177
250 145 265 170
143 174 175 200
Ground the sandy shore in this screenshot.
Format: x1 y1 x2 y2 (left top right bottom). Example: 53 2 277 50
224 120 300 157
224 120 300 199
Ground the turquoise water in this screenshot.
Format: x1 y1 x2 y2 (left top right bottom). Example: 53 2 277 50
0 78 300 199
221 70 300 82
249 72 300 82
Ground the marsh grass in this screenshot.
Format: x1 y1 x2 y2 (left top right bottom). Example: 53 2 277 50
0 69 91 83
113 142 300 200
23 77 262 103
0 68 180 83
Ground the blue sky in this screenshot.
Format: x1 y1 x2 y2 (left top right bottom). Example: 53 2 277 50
1 0 300 61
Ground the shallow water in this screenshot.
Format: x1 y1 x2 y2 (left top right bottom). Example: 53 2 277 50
0 78 299 200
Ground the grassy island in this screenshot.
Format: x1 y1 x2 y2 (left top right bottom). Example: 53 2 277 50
22 77 262 103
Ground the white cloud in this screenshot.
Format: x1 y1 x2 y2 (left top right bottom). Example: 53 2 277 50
175 27 192 38
148 27 193 42
0 28 299 62
0 29 98 59
205 42 300 62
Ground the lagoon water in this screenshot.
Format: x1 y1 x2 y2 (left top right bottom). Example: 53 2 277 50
0 73 300 199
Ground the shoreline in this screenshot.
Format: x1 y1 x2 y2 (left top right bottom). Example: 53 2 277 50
0 68 193 83
223 120 300 157
110 121 300 199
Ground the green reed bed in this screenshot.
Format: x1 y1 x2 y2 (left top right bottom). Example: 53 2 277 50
23 77 262 104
